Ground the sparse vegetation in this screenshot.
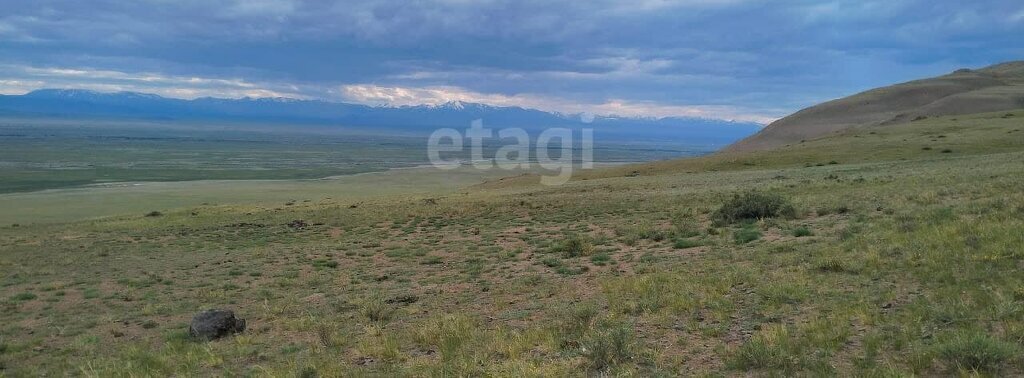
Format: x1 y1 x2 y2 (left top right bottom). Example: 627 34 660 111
2 110 1024 375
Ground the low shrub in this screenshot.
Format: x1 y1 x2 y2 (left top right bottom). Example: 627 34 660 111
714 191 796 225
552 234 594 258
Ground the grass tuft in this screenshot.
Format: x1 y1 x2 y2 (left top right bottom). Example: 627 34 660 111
11 292 36 301
583 322 638 372
815 257 848 273
359 292 395 324
551 234 594 258
936 331 1019 373
734 227 762 244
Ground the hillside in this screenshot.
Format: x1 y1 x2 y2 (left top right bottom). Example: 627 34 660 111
726 61 1024 152
2 110 1024 375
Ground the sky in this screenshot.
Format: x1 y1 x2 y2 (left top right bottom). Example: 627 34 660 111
0 0 1022 124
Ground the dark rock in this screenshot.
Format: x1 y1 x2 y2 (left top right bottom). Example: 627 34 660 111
287 219 308 229
189 309 246 340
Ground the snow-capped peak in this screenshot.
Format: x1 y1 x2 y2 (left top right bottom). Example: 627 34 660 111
438 100 466 110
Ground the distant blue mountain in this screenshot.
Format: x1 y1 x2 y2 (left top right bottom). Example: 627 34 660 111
0 89 763 145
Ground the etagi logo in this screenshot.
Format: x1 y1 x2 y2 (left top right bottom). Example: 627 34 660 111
427 120 593 186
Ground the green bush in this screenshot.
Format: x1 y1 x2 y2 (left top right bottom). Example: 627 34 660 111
714 191 796 225
937 331 1018 372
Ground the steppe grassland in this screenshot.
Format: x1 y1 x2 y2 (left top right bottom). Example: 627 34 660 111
0 111 1023 375
0 164 540 225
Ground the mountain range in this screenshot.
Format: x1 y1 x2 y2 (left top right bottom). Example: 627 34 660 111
0 89 763 145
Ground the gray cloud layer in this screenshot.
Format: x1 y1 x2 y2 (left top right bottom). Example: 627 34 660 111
1 0 1022 121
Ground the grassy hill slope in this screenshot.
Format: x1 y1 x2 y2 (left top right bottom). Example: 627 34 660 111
727 61 1024 152
1 112 1024 375
481 109 1023 186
